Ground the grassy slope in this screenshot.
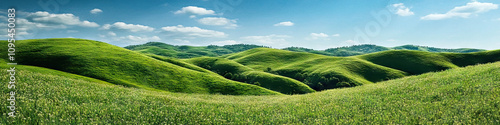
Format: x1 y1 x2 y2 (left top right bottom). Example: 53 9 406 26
393 45 485 53
125 42 266 58
127 43 485 58
225 48 407 90
358 50 459 75
0 39 280 95
2 60 499 124
358 49 500 75
184 57 315 94
224 48 500 90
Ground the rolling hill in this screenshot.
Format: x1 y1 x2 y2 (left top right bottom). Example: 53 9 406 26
224 48 408 90
127 42 485 58
0 38 280 95
125 42 268 58
184 56 315 94
223 48 500 90
2 38 498 95
2 58 499 124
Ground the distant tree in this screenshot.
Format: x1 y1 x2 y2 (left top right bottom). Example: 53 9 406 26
264 67 277 74
253 82 261 86
266 67 272 72
223 72 233 79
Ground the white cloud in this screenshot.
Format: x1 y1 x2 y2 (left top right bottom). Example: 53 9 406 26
198 17 237 29
26 11 99 27
67 30 78 33
1 18 59 39
0 15 6 21
241 34 289 44
421 1 498 20
211 40 240 45
274 21 294 26
174 6 216 15
308 33 340 40
108 31 116 36
101 22 154 32
161 25 226 38
90 8 103 14
392 3 414 16
310 33 329 40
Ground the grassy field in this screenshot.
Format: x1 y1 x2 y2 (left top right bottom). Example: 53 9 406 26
0 39 280 95
0 38 499 124
1 59 499 124
2 38 497 94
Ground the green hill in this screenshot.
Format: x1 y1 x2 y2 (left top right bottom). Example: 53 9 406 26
358 49 500 75
2 58 499 124
319 44 484 56
223 48 500 90
4 38 496 94
225 48 408 90
358 50 459 75
393 45 485 53
184 57 316 94
0 38 280 95
125 42 267 58
323 44 391 56
127 42 485 58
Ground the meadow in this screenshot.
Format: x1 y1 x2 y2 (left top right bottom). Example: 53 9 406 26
0 38 499 124
1 60 498 124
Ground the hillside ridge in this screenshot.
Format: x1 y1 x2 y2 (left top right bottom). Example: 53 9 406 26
126 42 485 58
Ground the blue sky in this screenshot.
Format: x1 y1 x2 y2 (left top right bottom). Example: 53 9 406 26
1 0 500 50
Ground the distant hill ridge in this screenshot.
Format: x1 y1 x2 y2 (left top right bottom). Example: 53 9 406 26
2 38 498 95
126 42 485 58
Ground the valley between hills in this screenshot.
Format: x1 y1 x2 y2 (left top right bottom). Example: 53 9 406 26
1 38 499 124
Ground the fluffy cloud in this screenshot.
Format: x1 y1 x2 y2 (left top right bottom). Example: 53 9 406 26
308 33 340 40
198 17 237 29
101 22 154 32
161 25 226 38
310 33 329 40
241 34 289 44
90 8 103 14
1 11 99 39
0 15 6 21
174 6 215 15
26 11 99 27
392 3 414 16
421 1 498 20
4 18 58 38
108 31 116 36
273 21 294 26
211 40 240 45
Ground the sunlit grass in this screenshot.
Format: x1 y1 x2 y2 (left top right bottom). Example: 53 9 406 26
1 62 499 124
